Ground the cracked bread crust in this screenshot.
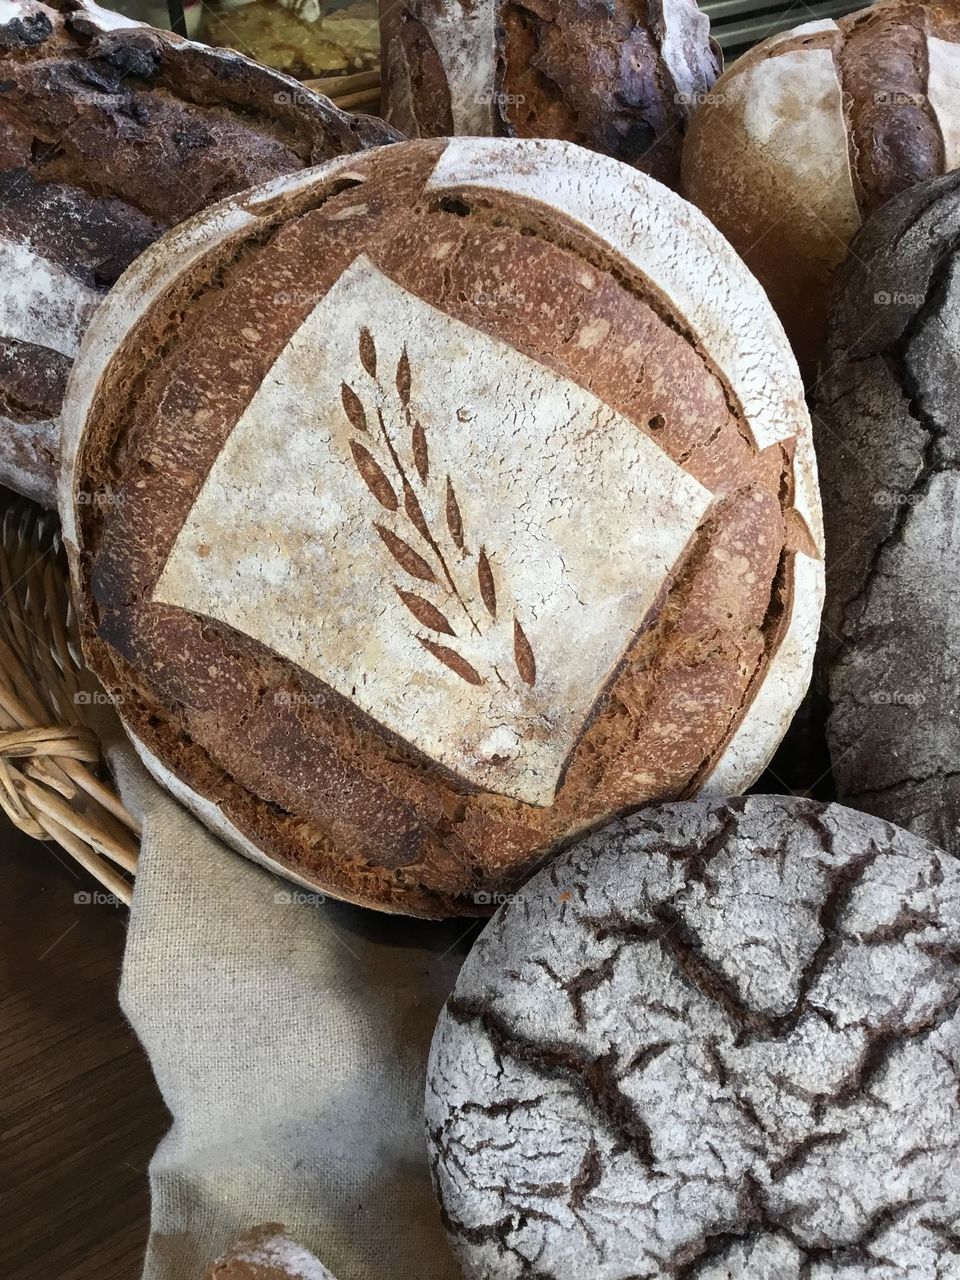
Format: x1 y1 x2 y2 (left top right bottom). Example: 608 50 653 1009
379 0 721 189
62 137 822 918
426 795 960 1279
681 0 960 377
815 170 960 858
0 0 398 508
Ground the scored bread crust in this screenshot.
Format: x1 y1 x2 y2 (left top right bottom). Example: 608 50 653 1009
379 0 722 189
681 0 960 376
63 137 823 918
0 0 398 508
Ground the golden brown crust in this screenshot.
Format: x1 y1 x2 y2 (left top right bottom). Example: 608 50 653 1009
70 139 815 918
681 0 960 377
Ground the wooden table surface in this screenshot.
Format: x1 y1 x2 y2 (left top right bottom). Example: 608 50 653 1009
1 824 169 1280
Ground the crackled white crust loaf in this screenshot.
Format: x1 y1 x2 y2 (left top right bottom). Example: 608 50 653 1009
0 0 397 508
681 0 960 376
62 137 824 918
205 1226 336 1279
816 171 960 858
379 0 721 189
427 795 960 1278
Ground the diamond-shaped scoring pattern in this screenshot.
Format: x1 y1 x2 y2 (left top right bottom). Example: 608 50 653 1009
155 256 714 807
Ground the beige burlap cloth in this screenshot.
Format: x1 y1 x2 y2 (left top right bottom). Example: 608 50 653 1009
104 718 469 1280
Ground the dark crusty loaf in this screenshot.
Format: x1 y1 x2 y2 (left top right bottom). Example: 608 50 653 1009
61 137 823 918
427 795 960 1278
816 170 960 857
0 0 398 508
682 0 960 377
379 0 721 189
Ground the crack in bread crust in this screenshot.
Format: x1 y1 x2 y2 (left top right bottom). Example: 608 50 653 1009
816 168 960 857
426 796 960 1277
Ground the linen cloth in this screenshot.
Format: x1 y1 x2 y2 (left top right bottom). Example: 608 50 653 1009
103 715 470 1280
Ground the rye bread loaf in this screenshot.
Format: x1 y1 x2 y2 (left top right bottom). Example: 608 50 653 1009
61 136 824 918
815 171 960 858
379 0 721 189
427 795 960 1278
0 0 398 508
681 0 960 377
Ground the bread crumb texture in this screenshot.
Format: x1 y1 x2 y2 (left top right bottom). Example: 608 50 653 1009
67 137 823 917
427 795 960 1278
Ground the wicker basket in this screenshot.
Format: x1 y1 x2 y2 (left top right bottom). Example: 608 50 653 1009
308 69 381 114
0 490 139 905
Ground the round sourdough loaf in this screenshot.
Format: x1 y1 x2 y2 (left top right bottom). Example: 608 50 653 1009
0 0 397 508
427 796 960 1279
62 137 824 918
681 0 960 377
379 0 721 189
816 171 960 858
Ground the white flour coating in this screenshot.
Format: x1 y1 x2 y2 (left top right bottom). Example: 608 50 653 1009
427 796 960 1279
733 46 860 243
428 137 823 793
0 0 37 22
65 140 825 828
0 413 58 505
409 0 497 135
658 0 714 105
72 0 143 29
233 1231 337 1279
381 29 417 133
703 552 823 794
59 153 369 540
428 138 809 456
755 16 838 49
155 254 712 806
0 238 101 358
927 36 960 172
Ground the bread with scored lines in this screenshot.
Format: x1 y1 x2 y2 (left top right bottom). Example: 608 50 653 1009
62 137 824 917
